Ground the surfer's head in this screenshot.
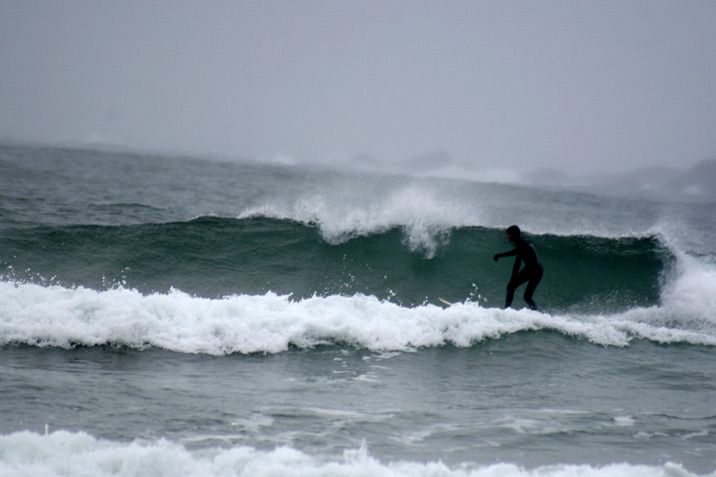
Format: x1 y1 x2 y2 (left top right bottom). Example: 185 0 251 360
506 225 521 242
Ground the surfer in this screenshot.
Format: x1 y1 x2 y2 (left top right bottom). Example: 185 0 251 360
493 225 543 310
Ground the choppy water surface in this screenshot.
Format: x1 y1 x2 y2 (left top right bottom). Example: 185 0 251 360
1 145 715 476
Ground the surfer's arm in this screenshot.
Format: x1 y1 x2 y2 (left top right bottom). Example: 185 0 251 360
493 249 517 261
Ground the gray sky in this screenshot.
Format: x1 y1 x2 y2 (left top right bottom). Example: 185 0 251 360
1 1 715 174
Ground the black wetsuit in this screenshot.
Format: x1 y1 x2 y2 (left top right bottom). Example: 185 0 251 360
495 238 543 310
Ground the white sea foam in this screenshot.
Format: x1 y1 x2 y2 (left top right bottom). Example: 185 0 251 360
0 431 709 477
240 181 480 256
2 255 715 355
660 253 716 324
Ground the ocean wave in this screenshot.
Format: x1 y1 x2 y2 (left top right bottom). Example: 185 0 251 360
0 430 710 477
0 218 670 309
1 274 714 355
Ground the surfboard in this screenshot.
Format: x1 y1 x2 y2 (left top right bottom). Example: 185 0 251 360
438 298 453 306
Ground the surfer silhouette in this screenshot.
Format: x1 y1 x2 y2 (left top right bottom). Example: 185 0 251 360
493 225 543 310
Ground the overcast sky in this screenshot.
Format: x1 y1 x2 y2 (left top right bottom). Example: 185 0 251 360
1 1 715 174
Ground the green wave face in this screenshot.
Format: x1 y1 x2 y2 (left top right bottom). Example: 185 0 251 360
1 217 670 313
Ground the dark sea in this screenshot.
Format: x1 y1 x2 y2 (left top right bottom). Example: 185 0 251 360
1 144 715 476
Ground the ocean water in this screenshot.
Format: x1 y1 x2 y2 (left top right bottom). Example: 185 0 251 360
1 144 715 476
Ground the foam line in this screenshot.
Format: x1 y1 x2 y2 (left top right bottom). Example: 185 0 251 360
0 431 708 477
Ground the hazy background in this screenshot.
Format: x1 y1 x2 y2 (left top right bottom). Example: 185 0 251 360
1 0 715 176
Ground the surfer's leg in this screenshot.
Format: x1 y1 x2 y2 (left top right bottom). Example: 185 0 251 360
504 286 515 309
523 268 543 310
505 270 529 309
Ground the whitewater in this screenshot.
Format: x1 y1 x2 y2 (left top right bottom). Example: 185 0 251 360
2 276 716 354
1 144 715 476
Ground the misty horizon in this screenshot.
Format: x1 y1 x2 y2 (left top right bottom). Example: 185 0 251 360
1 1 715 176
